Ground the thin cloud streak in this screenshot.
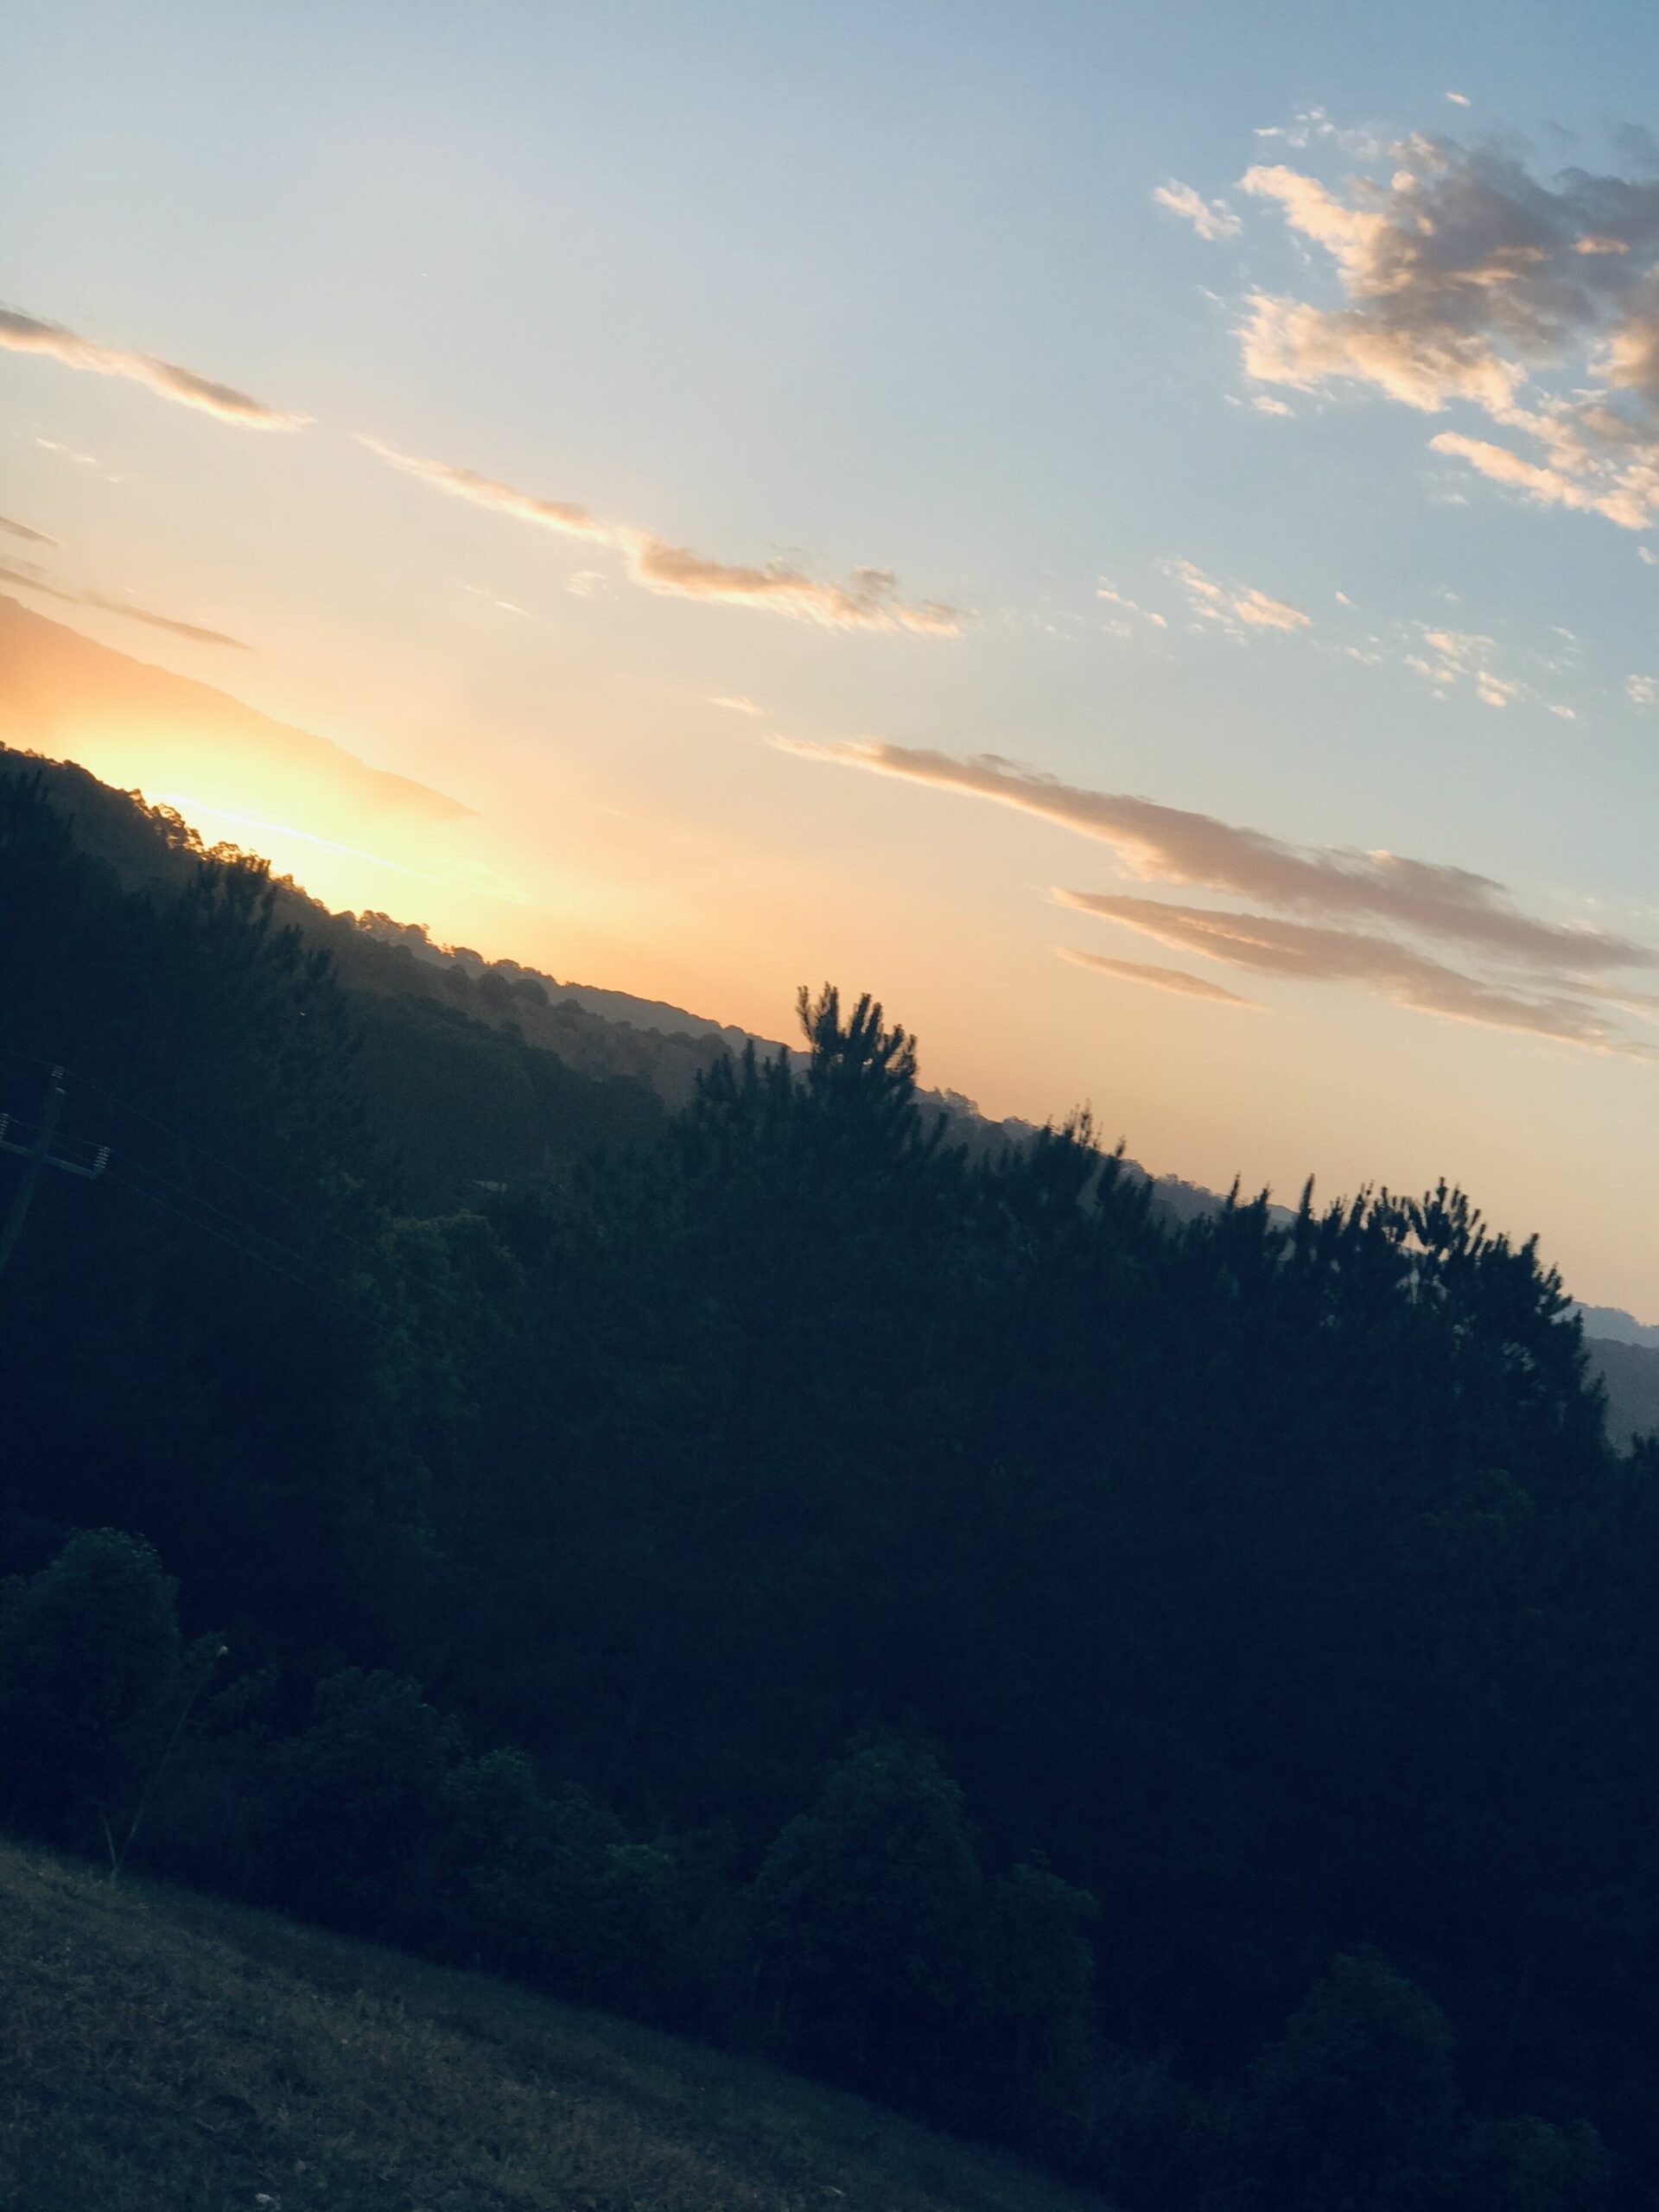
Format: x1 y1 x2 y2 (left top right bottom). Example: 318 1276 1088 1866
0 307 306 430
361 435 963 635
1060 946 1257 1004
0 513 59 546
0 568 249 649
1056 891 1658 1056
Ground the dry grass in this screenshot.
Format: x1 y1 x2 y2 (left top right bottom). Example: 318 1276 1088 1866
0 1837 1107 2212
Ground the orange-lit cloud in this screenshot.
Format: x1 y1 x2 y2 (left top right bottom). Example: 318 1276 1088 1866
1427 430 1655 529
360 439 610 541
1162 556 1311 635
360 435 964 634
0 308 306 430
1152 181 1241 242
1060 946 1257 1003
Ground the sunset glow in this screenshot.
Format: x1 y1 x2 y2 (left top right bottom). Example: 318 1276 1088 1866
3 2 1656 1313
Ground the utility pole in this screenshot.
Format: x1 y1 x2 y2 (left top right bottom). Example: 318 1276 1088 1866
0 1065 109 1276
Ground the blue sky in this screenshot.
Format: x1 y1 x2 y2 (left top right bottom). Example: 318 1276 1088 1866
3 1 1656 1313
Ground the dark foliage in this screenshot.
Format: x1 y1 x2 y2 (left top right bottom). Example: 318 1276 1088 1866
3 764 1656 2208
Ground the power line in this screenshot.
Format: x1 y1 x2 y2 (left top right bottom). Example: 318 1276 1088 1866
99 1166 382 1330
2 1048 388 1325
102 1142 374 1296
0 1041 382 1264
3 1091 373 1298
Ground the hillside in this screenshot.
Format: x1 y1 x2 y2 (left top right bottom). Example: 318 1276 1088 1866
7 740 1650 1421
1592 1336 1659 1451
0 1838 1101 2212
4 734 1656 2209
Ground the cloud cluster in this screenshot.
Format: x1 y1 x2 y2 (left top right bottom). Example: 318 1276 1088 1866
1232 138 1659 532
1162 556 1311 635
0 308 305 430
362 437 963 636
779 737 1656 1053
1392 622 1582 716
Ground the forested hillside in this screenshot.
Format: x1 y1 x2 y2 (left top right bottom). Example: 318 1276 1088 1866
3 760 1656 2211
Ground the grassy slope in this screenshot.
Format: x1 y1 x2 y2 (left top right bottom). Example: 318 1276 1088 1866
0 1839 1105 2212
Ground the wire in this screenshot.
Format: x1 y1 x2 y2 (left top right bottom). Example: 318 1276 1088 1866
105 1144 372 1292
3 1083 378 1299
100 1166 382 1331
3 1048 399 1324
0 1042 383 1263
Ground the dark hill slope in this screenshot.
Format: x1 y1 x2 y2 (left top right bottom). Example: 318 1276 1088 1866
0 747 667 1210
0 1838 1102 2212
1592 1335 1659 1450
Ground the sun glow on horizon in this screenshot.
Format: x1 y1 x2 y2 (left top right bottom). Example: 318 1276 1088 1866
155 792 530 905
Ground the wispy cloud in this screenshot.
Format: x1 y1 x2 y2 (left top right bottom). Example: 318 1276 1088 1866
0 308 306 431
1162 556 1311 636
1230 136 1659 532
779 736 1656 1053
1152 181 1242 242
461 583 533 618
0 563 249 648
0 512 58 546
1096 581 1168 634
709 694 764 716
1055 891 1656 1055
1630 673 1659 705
1428 430 1654 530
1250 108 1385 159
1060 945 1257 1004
361 440 610 543
361 435 964 636
777 740 1643 969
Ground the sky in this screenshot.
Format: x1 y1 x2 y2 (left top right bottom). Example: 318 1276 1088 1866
3 0 1657 1317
